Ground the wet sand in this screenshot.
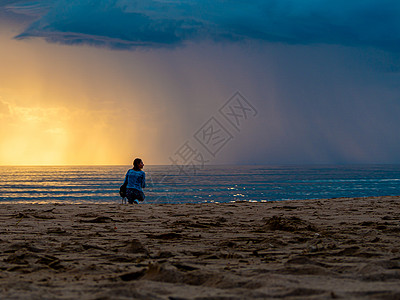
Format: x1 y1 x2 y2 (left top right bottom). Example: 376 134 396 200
0 196 400 299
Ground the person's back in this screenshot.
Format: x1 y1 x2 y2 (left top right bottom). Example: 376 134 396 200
125 169 145 192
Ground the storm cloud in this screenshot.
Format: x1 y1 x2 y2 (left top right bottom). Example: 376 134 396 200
4 0 400 51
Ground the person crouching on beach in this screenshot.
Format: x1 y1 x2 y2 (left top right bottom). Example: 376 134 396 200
123 158 146 204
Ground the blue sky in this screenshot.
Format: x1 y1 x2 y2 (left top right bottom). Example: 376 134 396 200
1 0 400 165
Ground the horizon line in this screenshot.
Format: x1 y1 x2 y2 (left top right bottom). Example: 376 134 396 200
1 163 400 167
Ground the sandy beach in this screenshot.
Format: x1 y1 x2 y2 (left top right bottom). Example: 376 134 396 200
0 197 399 299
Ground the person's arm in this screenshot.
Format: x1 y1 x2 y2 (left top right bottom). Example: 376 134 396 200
142 172 146 189
123 170 129 185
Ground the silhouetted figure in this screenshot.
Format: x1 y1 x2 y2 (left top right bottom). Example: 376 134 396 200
123 158 146 204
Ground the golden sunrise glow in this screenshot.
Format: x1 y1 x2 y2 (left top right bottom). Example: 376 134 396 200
0 98 122 165
0 103 67 165
0 31 166 165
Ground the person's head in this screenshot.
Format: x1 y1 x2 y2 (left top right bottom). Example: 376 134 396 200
133 158 144 171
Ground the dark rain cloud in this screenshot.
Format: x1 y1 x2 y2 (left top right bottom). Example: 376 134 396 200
4 0 400 50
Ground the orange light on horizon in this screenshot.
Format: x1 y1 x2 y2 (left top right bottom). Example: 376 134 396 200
0 98 142 166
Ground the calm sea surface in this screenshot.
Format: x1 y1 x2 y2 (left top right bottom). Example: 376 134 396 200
1 165 400 204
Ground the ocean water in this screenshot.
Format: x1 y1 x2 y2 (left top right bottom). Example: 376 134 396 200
0 165 400 204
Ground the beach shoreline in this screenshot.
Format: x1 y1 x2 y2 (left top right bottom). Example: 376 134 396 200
1 196 399 299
